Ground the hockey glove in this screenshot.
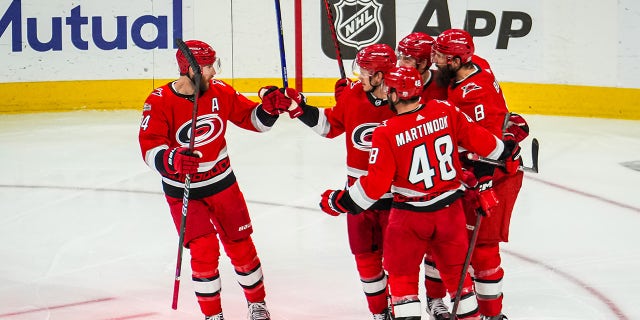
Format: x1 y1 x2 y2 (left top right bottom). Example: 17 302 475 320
476 176 499 217
460 168 478 189
334 78 352 101
282 88 305 118
164 147 202 175
506 113 529 142
319 189 349 216
259 86 291 115
501 135 522 174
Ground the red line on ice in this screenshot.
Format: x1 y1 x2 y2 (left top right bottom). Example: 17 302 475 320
0 297 115 317
105 312 158 320
526 176 640 213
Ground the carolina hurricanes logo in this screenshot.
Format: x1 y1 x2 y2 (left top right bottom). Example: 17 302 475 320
352 122 379 151
461 82 482 98
176 114 224 147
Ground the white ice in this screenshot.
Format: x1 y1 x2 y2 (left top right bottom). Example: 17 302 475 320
0 110 639 320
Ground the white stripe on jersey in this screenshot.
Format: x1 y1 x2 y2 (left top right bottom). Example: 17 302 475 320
313 109 331 137
486 136 504 160
198 147 228 171
348 179 378 210
144 144 169 173
347 167 393 199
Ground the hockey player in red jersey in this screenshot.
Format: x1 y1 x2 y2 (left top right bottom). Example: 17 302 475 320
431 29 527 320
138 40 294 320
396 31 452 320
318 66 521 320
396 32 447 102
281 44 397 319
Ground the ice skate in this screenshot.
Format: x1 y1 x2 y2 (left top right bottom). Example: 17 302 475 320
372 307 392 320
247 301 271 320
426 297 451 320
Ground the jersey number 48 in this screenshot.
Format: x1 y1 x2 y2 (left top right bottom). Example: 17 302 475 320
408 135 456 189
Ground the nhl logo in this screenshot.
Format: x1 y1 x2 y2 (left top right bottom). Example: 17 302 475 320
321 0 395 59
334 0 383 50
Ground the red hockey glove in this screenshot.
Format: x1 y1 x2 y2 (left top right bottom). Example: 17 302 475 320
282 87 305 118
501 135 522 174
461 169 480 212
259 86 291 115
476 176 499 217
506 113 529 142
319 189 349 216
334 78 352 101
164 147 202 175
460 168 478 189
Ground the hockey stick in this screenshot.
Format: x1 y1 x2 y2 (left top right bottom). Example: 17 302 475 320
323 0 346 79
171 38 202 310
449 210 483 320
274 0 288 88
467 138 540 173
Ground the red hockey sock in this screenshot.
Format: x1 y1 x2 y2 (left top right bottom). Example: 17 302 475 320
222 237 266 303
355 252 388 314
189 233 222 316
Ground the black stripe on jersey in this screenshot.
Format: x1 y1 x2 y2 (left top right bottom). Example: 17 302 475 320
297 103 320 127
162 171 237 199
392 190 464 212
256 106 279 127
369 198 392 211
154 149 170 175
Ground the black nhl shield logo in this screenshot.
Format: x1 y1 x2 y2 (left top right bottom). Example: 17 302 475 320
321 0 395 60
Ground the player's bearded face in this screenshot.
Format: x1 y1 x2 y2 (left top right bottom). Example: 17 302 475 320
436 63 457 88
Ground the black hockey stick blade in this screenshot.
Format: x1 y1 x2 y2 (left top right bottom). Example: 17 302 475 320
466 150 538 173
531 138 539 173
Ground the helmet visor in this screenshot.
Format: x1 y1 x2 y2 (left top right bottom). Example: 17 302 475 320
351 59 372 78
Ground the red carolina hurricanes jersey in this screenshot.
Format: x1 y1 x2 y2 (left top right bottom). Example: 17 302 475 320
420 69 448 102
138 79 271 199
472 55 493 78
447 57 508 137
347 100 504 212
313 81 396 182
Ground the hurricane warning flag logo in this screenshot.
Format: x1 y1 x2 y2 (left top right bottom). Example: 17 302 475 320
334 0 383 50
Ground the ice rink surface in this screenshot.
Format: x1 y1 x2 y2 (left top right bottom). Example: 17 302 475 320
1 110 639 320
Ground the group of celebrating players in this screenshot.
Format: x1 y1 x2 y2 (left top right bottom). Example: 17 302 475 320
138 28 529 320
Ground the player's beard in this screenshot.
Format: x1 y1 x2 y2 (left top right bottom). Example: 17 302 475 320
187 74 209 95
198 78 209 93
387 95 398 114
436 64 456 88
